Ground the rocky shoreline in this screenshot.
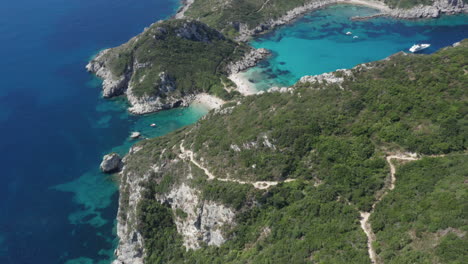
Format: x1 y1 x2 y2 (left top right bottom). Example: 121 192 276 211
87 54 194 114
87 44 270 114
90 1 467 263
235 0 467 41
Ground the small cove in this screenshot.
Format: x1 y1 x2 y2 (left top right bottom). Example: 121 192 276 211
244 5 468 91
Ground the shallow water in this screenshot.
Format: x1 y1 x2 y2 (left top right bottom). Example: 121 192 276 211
246 5 468 90
0 2 466 264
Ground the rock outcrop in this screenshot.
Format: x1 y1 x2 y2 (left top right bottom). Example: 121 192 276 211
388 0 467 19
87 19 244 115
112 144 237 264
100 153 123 173
227 48 271 74
162 184 235 249
86 50 128 98
299 69 352 87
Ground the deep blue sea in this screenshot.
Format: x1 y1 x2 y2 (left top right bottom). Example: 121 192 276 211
0 1 466 264
0 0 209 263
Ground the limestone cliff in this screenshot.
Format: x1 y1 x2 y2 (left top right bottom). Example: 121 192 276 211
112 141 239 264
87 19 252 114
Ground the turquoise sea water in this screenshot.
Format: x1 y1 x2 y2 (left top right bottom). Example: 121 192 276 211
0 2 466 264
246 5 468 90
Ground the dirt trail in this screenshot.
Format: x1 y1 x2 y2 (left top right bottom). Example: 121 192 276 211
359 153 419 264
256 0 271 13
179 142 294 189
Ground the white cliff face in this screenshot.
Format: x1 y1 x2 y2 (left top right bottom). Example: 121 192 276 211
113 147 237 263
389 0 467 19
88 50 195 115
299 69 352 88
86 49 128 98
112 171 149 264
126 89 192 115
227 48 271 74
164 184 235 249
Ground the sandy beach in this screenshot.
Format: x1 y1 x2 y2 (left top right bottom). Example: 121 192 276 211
191 93 225 109
344 0 391 12
229 72 258 95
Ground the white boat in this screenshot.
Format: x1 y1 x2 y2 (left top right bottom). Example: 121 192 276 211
409 43 430 53
353 36 359 39
346 31 352 35
150 123 156 127
130 132 141 139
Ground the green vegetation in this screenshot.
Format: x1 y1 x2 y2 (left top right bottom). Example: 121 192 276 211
138 180 369 263
186 0 310 37
128 42 467 263
196 179 258 210
137 186 184 263
382 0 433 8
371 154 468 263
101 19 247 99
180 42 467 202
184 0 443 36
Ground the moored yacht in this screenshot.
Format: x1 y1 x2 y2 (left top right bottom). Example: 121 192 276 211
409 43 430 53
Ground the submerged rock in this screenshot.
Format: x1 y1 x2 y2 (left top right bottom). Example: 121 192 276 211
100 153 123 173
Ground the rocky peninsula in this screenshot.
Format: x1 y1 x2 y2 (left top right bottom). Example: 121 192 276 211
111 40 468 263
86 1 468 263
87 19 255 114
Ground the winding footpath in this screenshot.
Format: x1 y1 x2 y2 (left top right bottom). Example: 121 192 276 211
179 142 294 189
359 153 419 264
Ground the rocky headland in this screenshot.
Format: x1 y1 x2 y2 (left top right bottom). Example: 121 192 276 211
87 19 253 114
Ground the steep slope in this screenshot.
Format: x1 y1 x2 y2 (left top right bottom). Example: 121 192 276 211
371 154 468 263
87 19 268 114
112 41 467 264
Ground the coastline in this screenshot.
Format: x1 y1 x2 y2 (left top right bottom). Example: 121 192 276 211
229 72 258 96
236 0 467 41
340 0 390 11
191 93 225 110
174 0 194 18
102 1 467 263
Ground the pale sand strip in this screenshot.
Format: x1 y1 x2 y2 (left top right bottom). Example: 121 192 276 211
228 72 258 96
191 93 225 110
342 0 391 12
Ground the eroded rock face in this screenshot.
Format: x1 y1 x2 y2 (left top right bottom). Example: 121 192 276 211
176 21 224 42
112 146 237 264
100 153 123 173
86 49 128 98
163 184 235 249
389 0 467 19
227 48 271 74
299 69 352 88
